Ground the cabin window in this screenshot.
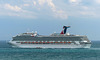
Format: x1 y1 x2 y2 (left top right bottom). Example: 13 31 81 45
58 41 60 42
16 42 20 43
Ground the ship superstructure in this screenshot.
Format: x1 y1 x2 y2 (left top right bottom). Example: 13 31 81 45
8 26 91 48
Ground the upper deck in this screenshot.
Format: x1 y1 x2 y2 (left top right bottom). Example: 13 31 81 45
14 32 84 37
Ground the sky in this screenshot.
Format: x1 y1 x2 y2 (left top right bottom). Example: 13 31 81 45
0 0 100 40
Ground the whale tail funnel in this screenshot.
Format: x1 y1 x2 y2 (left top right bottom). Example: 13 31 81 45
60 26 70 34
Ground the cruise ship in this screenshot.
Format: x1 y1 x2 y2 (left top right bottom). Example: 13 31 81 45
8 26 91 48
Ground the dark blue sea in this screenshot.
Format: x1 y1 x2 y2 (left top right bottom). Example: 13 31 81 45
0 40 100 60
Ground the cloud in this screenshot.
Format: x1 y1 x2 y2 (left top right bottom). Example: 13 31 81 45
0 0 68 20
54 10 68 19
95 0 100 4
0 4 37 18
22 0 100 19
80 11 96 16
5 4 21 12
46 0 56 12
38 0 46 5
69 0 82 5
82 6 89 10
24 4 30 6
33 1 36 5
69 0 77 3
38 0 68 19
1 0 100 20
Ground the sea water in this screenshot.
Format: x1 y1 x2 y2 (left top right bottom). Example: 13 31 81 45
0 40 100 60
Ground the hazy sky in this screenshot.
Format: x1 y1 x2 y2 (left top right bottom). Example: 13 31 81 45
0 0 100 40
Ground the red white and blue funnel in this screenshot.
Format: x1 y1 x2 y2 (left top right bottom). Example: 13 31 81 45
60 26 70 34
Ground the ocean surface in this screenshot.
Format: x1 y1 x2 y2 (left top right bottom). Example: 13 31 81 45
0 40 100 60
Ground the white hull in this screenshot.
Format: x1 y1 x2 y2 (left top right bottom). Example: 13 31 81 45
9 41 91 48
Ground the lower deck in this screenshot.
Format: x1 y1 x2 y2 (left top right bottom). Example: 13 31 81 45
9 41 91 48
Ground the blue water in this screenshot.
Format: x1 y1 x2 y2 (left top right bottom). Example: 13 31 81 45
0 40 100 60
